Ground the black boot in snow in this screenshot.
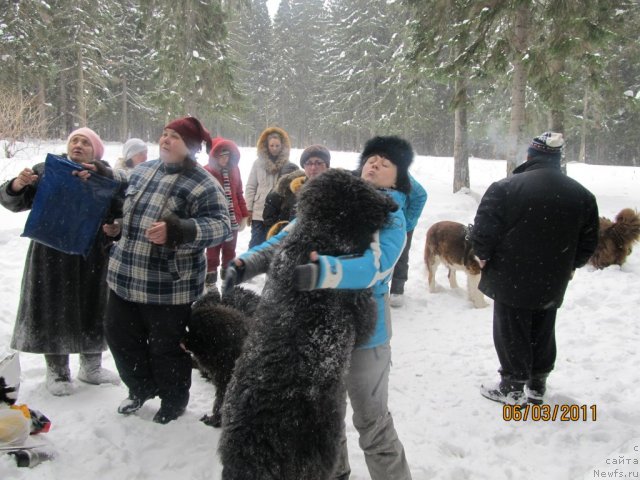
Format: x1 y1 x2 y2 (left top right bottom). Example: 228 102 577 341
525 374 548 405
118 392 156 415
153 405 186 424
480 378 526 405
153 395 189 424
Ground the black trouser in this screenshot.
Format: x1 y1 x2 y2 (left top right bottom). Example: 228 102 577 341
249 220 268 249
105 291 192 408
390 230 413 295
493 301 557 381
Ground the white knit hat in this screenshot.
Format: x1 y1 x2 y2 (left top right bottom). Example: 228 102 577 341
528 132 564 160
122 138 147 161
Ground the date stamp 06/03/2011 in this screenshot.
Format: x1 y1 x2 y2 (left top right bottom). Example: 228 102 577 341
503 404 597 422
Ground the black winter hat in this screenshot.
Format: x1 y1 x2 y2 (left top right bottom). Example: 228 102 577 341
359 135 413 194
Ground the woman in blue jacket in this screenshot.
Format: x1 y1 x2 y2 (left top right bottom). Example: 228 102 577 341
225 136 414 480
390 174 427 307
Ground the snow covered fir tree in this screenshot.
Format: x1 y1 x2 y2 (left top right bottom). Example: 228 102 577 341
1 0 639 168
1 1 640 478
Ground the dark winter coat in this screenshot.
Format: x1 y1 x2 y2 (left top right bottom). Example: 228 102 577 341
262 170 306 230
0 159 115 354
471 157 599 309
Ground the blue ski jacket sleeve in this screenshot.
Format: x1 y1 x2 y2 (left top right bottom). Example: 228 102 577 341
313 189 406 347
404 174 427 232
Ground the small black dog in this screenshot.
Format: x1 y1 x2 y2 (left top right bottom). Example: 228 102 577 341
219 169 398 480
186 286 260 427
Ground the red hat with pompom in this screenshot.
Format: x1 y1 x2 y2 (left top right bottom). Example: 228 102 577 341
164 116 212 155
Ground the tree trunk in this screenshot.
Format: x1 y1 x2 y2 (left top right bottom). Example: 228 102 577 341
59 71 68 137
547 58 566 172
76 47 87 127
121 76 128 141
593 107 603 164
506 3 530 176
36 79 47 138
579 85 589 163
183 0 196 114
453 77 470 193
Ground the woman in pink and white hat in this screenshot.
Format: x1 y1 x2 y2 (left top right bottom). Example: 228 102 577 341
0 127 120 397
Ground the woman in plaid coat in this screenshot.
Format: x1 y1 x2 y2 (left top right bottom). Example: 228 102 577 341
103 117 231 424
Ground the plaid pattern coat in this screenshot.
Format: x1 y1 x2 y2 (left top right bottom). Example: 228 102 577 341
108 160 231 305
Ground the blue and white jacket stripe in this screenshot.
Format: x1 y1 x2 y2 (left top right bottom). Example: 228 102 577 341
241 189 406 349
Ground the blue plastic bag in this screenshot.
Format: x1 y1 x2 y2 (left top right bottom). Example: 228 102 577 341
21 153 119 257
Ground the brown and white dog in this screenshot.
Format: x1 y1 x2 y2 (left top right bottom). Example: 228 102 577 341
589 208 640 269
424 220 487 308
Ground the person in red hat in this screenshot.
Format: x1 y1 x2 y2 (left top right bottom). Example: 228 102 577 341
95 116 232 424
203 137 249 286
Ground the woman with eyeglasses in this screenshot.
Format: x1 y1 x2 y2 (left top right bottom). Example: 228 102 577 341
262 144 330 239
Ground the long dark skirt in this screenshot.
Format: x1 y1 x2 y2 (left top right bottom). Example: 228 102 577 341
11 239 110 354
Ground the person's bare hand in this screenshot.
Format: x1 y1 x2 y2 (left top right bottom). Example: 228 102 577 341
232 258 245 267
11 168 38 192
72 163 97 181
145 221 168 245
103 221 121 237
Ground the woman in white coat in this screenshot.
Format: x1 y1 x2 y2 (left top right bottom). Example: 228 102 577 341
244 126 298 248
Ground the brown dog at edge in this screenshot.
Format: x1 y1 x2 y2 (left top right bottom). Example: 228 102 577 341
425 220 487 308
589 208 640 269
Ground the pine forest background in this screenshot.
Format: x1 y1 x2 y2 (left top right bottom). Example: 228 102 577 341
1 0 639 187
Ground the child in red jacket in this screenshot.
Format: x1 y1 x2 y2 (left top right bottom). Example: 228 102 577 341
204 138 249 286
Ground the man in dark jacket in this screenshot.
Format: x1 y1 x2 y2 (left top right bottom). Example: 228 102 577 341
471 132 599 405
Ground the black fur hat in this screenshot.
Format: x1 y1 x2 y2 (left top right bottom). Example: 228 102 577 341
359 135 413 195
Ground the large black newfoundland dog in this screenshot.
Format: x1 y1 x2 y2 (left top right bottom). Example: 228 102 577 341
187 286 260 427
217 169 398 480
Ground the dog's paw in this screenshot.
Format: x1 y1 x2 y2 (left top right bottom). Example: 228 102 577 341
200 413 222 428
470 294 489 308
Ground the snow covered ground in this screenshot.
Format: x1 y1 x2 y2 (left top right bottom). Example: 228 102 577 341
1 141 639 479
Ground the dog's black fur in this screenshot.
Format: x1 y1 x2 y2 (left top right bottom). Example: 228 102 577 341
219 169 398 480
186 286 260 427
